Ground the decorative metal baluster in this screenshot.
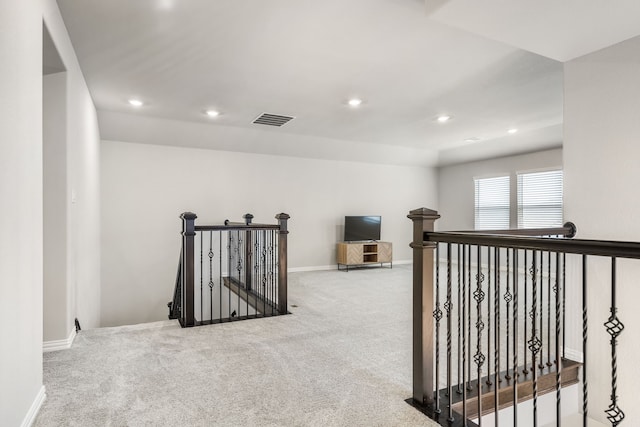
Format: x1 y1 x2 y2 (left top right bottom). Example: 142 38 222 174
563 252 567 360
529 250 542 427
547 250 552 367
433 244 442 414
582 255 588 427
504 249 512 380
555 252 562 426
512 248 519 427
227 232 232 319
474 245 486 426
538 252 545 370
209 231 214 323
486 246 492 387
494 247 500 425
262 230 267 316
604 257 625 426
219 231 222 323
462 244 468 423
446 243 454 422
253 231 258 315
523 251 529 376
457 244 462 395
200 232 203 323
237 231 243 318
468 245 472 392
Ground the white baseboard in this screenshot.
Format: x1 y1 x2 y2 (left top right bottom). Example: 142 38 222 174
21 385 46 427
43 328 77 352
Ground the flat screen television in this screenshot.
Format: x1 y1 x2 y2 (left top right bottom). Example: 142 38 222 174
344 216 381 242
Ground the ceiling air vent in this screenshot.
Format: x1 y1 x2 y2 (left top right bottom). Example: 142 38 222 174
252 113 295 127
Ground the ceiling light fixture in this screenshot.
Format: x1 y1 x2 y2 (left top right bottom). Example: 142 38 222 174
348 98 362 107
464 137 481 143
508 128 518 134
436 115 452 123
206 110 220 117
128 99 143 107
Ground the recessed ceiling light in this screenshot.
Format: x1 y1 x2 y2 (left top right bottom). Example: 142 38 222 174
436 115 452 123
508 128 518 134
206 110 220 118
348 98 362 107
128 99 143 107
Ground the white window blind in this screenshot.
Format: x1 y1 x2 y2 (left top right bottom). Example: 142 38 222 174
517 170 563 228
474 176 510 230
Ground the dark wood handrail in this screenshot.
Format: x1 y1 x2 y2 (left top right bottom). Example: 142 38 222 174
195 224 279 231
425 230 640 259
448 221 576 238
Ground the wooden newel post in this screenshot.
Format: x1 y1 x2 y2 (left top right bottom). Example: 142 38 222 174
180 212 197 327
276 213 290 315
407 207 440 405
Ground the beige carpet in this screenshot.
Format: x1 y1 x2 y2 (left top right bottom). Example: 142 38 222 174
36 265 439 427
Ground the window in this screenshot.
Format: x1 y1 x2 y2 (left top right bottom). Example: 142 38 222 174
517 170 563 228
474 175 510 230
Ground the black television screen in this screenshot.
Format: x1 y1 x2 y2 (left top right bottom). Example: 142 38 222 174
344 216 381 242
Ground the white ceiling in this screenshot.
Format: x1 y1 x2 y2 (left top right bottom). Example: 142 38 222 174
56 0 640 166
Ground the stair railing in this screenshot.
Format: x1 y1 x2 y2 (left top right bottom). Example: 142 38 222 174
169 212 289 327
408 207 637 427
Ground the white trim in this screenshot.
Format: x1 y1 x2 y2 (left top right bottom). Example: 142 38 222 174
288 259 411 273
43 327 76 352
564 347 583 363
20 385 46 427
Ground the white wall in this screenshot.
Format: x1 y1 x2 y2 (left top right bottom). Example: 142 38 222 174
437 148 562 231
101 140 437 327
0 1 100 423
564 35 640 425
43 0 102 333
0 1 45 425
43 71 69 342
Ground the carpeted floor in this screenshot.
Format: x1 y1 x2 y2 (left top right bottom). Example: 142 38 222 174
35 265 439 426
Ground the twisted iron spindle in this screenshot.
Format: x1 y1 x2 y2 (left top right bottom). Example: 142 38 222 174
219 232 222 322
504 249 512 380
486 247 492 387
555 252 562 426
462 245 468 423
209 231 214 322
604 257 625 426
467 245 472 392
582 255 588 426
563 252 567 360
529 250 541 427
474 246 486 426
434 244 442 414
446 244 454 422
512 248 519 427
494 247 500 425
200 232 203 322
523 250 529 376
457 244 462 395
547 250 552 367
538 252 545 371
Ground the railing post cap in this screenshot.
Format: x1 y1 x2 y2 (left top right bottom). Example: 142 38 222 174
276 213 290 220
407 207 440 220
564 221 577 238
243 213 254 219
180 212 197 220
